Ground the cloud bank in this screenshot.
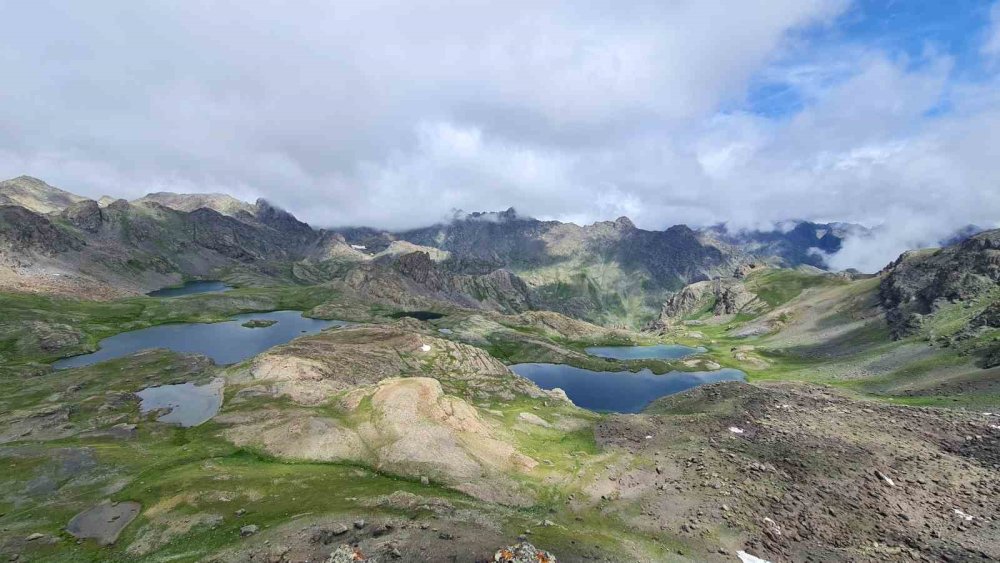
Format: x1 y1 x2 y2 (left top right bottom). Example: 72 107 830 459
1 0 998 271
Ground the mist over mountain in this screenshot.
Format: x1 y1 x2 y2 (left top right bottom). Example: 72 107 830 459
4 2 1000 561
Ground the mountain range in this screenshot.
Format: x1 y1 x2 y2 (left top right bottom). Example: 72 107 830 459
2 174 1000 562
0 175 867 326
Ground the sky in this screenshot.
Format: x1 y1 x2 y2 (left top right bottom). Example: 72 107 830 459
1 0 999 271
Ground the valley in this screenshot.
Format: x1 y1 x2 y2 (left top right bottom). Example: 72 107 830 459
0 177 998 562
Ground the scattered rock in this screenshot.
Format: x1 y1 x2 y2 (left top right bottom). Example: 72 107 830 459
239 525 259 537
518 412 551 428
327 544 372 562
494 541 557 562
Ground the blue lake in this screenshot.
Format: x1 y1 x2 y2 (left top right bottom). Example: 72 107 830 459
54 311 345 369
137 378 224 427
147 280 232 298
584 344 706 360
510 363 746 413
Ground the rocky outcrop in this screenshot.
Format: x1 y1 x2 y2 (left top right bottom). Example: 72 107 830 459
652 277 761 327
222 377 537 504
972 301 1000 329
61 200 104 233
240 325 542 404
494 542 557 562
880 229 1000 338
0 205 83 256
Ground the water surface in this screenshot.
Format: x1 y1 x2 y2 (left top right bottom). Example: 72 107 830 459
137 378 224 427
147 280 232 298
389 311 444 320
584 344 706 360
54 311 345 369
510 363 745 413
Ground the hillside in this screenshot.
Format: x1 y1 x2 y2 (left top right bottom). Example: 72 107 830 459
0 178 998 561
0 176 86 214
0 179 792 325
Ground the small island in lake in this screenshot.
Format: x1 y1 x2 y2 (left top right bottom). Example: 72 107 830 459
241 319 278 328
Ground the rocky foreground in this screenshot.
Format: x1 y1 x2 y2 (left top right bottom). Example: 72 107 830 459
1 178 999 561
2 316 997 562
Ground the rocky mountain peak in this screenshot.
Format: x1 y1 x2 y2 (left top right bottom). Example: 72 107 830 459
0 175 86 214
134 191 258 217
880 228 1000 338
613 216 635 230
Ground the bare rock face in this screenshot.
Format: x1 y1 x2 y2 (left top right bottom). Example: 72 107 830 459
242 325 541 404
336 251 535 314
61 200 104 233
66 500 141 546
972 301 1000 329
653 277 760 327
880 229 1000 338
223 377 537 504
0 205 83 255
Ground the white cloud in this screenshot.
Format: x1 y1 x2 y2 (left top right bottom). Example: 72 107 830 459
984 2 1000 59
0 0 998 272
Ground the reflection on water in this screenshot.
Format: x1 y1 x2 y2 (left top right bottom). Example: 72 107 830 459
54 311 345 369
147 280 232 298
584 344 706 360
510 363 745 413
137 378 224 427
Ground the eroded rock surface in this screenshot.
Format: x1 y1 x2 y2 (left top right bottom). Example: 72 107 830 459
67 500 141 546
223 377 537 504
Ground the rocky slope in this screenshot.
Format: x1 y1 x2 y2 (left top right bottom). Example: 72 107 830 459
651 272 764 329
5 177 879 326
880 229 1000 338
383 211 746 288
0 176 86 214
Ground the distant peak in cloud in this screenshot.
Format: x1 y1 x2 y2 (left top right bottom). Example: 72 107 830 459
1 1 998 266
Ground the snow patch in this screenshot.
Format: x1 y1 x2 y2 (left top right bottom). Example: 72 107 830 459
954 508 974 521
737 551 773 563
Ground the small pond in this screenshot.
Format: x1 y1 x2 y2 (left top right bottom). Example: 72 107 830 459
136 378 224 427
54 311 346 369
510 363 745 413
147 280 232 298
584 344 706 360
389 311 444 320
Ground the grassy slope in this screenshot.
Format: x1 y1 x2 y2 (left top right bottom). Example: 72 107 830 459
0 288 697 561
669 270 1000 409
2 265 998 560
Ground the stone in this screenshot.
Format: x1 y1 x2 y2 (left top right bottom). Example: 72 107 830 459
494 541 557 562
